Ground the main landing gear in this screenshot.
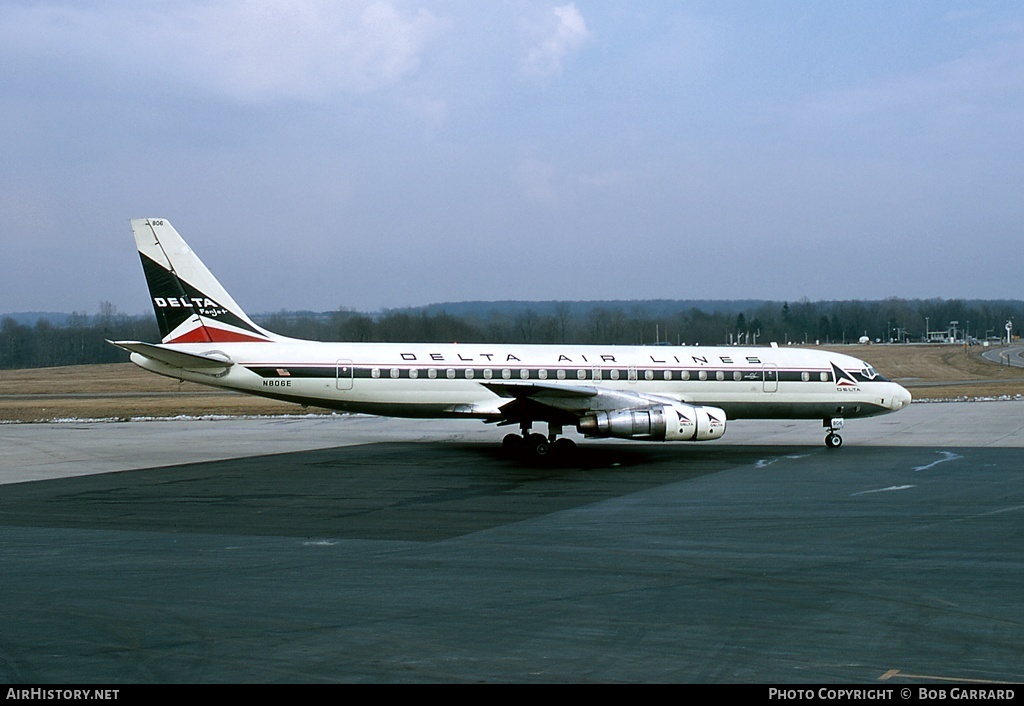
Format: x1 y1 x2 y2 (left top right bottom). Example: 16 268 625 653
824 417 844 449
502 422 577 460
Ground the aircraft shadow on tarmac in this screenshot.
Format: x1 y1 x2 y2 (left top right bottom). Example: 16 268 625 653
0 441 825 541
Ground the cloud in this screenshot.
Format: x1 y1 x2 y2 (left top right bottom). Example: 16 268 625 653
520 3 592 80
0 1 444 103
188 0 444 101
777 30 1024 157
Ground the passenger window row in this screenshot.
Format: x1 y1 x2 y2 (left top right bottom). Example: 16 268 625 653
365 367 832 382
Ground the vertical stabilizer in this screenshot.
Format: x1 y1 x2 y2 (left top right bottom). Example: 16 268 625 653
131 218 278 344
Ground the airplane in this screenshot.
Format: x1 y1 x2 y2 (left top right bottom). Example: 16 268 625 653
111 218 912 458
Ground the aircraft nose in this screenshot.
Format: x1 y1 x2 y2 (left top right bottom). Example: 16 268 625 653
891 384 912 410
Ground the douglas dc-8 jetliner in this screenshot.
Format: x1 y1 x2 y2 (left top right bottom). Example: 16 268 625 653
111 218 911 458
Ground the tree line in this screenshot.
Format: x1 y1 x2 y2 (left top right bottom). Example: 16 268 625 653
2 298 1021 370
0 305 159 370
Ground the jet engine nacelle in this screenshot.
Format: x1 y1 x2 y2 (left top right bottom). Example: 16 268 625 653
577 403 727 442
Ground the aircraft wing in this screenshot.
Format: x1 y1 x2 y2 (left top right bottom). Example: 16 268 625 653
480 380 683 426
481 380 598 400
108 340 234 373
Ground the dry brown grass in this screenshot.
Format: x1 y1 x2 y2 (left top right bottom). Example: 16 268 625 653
1 363 210 395
2 344 1022 422
0 363 315 422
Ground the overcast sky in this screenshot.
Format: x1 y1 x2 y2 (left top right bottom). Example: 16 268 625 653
2 1 1022 316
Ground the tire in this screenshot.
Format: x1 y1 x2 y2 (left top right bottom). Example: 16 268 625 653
502 434 524 453
527 433 550 457
551 437 577 456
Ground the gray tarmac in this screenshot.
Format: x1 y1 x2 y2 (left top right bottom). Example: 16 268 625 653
1 402 1022 683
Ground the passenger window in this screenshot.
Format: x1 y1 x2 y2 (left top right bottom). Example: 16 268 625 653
716 371 725 381
371 368 380 379
801 372 810 382
428 368 437 379
645 370 654 381
465 368 474 379
502 369 511 380
538 369 548 380
557 369 566 380
446 368 456 379
820 371 830 382
520 368 530 380
483 368 493 379
698 370 708 381
409 368 419 379
733 371 742 381
390 367 400 379
609 369 619 380
577 369 586 380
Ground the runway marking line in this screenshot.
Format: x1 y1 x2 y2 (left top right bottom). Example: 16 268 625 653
851 485 914 496
978 504 1024 517
913 451 963 472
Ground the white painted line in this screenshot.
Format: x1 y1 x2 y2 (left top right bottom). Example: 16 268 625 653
913 451 963 472
852 485 915 496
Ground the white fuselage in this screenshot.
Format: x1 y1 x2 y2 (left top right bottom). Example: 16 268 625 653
131 340 912 421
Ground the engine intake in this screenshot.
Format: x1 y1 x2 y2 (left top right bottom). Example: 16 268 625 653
577 403 726 441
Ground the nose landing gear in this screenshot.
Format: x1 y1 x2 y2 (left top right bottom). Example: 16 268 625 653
824 417 844 449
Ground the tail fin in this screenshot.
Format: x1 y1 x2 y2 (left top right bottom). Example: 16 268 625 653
131 218 280 344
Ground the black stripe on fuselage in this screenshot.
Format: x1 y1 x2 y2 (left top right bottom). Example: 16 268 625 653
245 364 890 384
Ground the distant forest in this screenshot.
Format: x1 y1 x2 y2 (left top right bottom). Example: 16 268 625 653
1 298 1021 370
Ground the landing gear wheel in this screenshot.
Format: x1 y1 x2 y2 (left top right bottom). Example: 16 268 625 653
551 437 577 456
502 433 525 453
823 417 845 450
527 433 550 458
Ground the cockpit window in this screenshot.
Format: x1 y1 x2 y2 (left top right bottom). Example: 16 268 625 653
861 365 888 382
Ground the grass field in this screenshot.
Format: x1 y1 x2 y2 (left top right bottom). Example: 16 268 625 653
1 343 1022 422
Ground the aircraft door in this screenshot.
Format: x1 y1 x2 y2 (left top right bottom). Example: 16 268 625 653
762 364 778 393
336 360 353 391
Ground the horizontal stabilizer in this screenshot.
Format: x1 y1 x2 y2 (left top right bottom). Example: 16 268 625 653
109 340 234 372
